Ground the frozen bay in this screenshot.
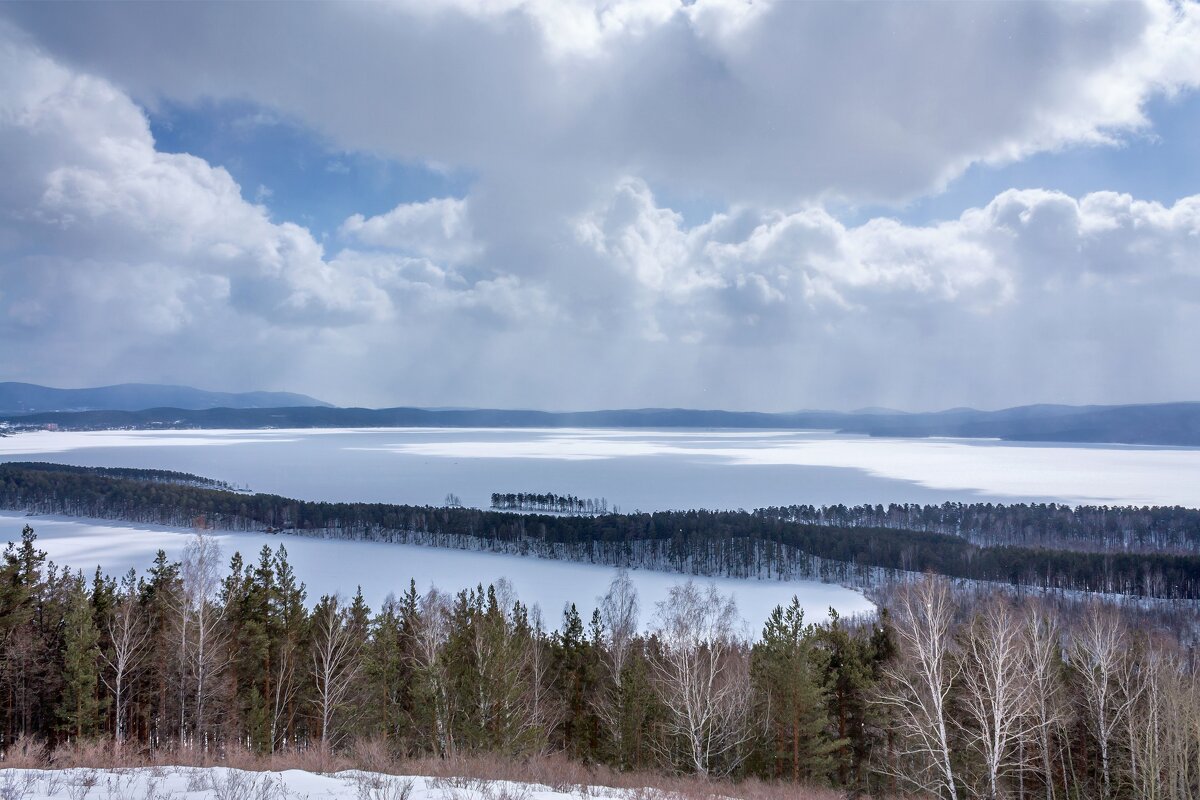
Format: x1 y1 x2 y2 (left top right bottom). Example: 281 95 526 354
0 512 874 631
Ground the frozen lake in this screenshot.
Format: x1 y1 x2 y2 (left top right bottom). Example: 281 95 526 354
3 426 1200 509
0 512 874 632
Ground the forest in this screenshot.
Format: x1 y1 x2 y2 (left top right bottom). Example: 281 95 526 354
758 502 1200 553
0 523 1197 799
6 400 1200 447
2 463 1200 600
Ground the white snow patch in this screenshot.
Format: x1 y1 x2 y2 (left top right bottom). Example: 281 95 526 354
0 766 641 800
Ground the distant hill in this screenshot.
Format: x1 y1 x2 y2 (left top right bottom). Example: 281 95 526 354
0 382 331 415
3 400 1200 446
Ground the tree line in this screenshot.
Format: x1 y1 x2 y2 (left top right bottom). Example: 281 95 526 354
2 464 1200 600
1 524 1198 799
759 502 1200 553
491 493 610 515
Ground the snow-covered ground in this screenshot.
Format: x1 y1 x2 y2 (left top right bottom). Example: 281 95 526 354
0 767 633 800
4 427 1200 509
0 512 874 631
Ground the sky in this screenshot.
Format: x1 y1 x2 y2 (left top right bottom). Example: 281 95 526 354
1 0 1199 413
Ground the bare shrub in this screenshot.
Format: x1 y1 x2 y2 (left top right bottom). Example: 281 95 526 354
139 776 177 800
65 769 100 800
0 770 35 800
0 736 47 769
185 768 211 792
208 769 267 800
114 768 290 800
352 773 415 800
271 746 353 775
52 740 120 770
102 773 140 800
218 744 266 774
619 788 662 800
430 774 496 800
42 773 64 796
351 737 395 775
398 753 844 800
491 782 533 800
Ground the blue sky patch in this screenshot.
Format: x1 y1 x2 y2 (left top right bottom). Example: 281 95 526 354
149 99 473 242
843 92 1200 227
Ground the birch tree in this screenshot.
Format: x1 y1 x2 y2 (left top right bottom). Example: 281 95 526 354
1069 607 1134 800
1126 640 1171 800
878 576 961 800
409 587 455 756
175 532 228 745
649 581 751 776
309 593 363 751
600 569 639 684
957 596 1034 800
101 569 148 744
596 570 639 750
522 605 561 754
1023 602 1066 800
268 546 306 751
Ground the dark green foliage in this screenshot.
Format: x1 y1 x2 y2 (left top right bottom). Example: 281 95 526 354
750 598 836 783
3 463 1199 598
58 572 102 737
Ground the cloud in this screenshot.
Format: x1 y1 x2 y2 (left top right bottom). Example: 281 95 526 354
0 33 546 394
1 7 1200 411
3 1 1198 207
341 197 481 265
569 178 1200 407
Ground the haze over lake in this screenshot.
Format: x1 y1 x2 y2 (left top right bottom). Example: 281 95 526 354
3 427 1199 509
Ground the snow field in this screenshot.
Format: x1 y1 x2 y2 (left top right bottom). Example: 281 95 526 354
0 767 646 800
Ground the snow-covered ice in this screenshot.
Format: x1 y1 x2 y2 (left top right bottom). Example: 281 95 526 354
0 513 874 631
2 427 1198 509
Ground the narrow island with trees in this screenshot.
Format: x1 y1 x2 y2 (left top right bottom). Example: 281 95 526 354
491 492 611 515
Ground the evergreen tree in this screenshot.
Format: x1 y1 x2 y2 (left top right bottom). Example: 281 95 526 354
751 597 836 782
138 548 181 745
59 571 102 738
363 593 413 748
817 608 878 789
553 604 602 761
269 545 308 750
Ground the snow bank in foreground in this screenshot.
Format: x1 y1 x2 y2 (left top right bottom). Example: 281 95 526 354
0 767 635 800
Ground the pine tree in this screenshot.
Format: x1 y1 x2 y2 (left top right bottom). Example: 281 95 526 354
223 548 273 752
269 545 308 751
816 608 879 789
139 548 181 744
363 593 412 747
751 598 836 782
553 604 602 761
59 571 103 738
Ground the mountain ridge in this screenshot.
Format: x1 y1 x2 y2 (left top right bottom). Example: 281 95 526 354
3 399 1200 446
0 382 331 415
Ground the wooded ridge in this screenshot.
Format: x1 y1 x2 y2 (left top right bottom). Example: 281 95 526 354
5 400 1200 445
2 463 1199 600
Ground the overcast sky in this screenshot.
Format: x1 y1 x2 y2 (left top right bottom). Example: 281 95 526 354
1 0 1199 411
